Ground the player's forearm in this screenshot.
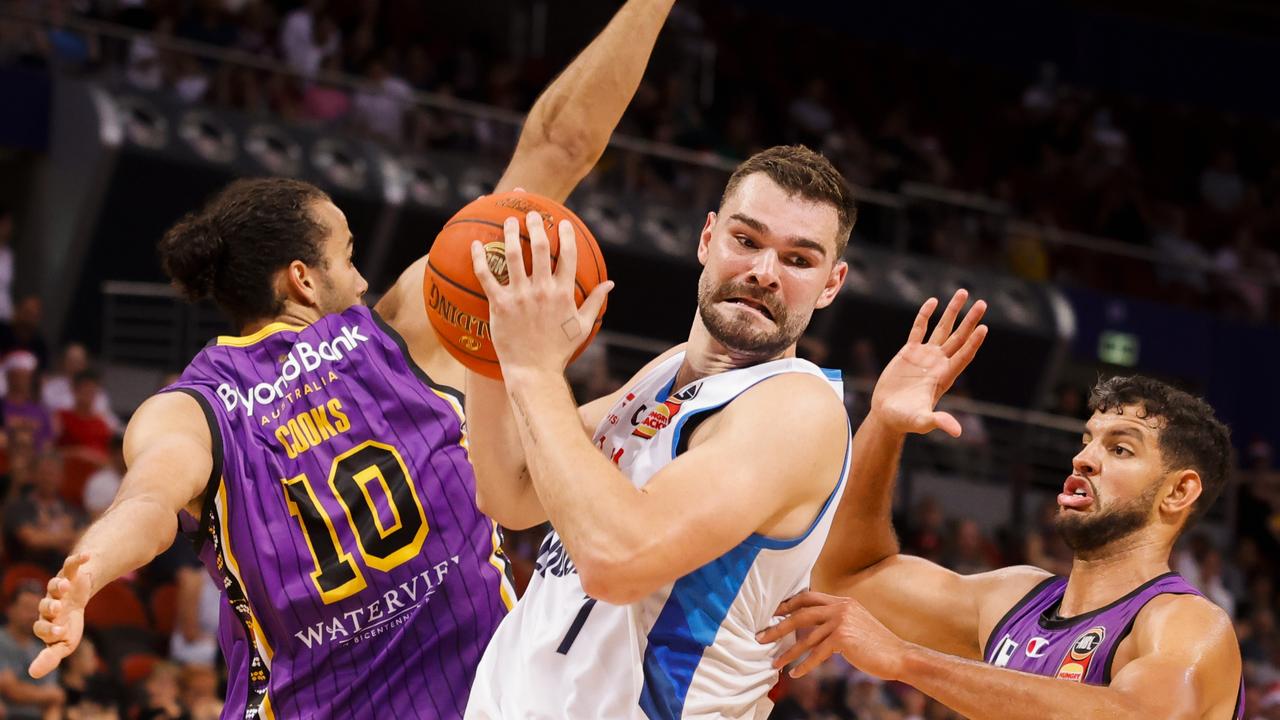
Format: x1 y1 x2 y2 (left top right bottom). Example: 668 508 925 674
74 494 180 596
896 644 1167 720
504 368 649 590
512 0 675 196
465 372 547 529
815 410 903 587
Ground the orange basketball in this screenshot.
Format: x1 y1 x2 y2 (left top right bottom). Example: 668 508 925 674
423 192 608 379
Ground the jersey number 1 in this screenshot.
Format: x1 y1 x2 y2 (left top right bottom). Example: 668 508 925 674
282 441 429 604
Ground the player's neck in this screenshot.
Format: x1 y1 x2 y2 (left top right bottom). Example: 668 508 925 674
677 314 795 388
1059 533 1172 617
239 305 325 337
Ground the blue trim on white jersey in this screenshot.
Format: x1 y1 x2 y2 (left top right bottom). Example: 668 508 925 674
654 375 677 403
821 367 842 381
638 542 762 719
742 422 851 550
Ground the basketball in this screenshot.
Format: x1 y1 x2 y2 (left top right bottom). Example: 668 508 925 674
423 192 608 379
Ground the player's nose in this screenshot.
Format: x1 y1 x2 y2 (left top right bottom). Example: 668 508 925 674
1071 445 1099 477
746 249 780 289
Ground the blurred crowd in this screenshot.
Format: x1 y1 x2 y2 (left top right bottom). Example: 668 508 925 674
4 0 1279 323
3 0 1280 717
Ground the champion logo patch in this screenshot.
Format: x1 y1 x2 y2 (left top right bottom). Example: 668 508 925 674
1025 637 1050 658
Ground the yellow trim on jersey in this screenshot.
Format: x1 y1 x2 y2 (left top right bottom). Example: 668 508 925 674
488 522 516 611
262 695 276 720
216 321 304 347
426 384 510 608
216 480 276 664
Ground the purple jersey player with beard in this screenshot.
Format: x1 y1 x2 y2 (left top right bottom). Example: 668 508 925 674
759 292 1244 720
26 2 678 717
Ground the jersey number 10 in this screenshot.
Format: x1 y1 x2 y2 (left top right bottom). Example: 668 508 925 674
282 440 429 604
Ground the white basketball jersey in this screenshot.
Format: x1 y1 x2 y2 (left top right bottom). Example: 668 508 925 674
467 352 851 719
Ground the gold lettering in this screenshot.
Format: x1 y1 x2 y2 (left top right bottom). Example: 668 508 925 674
328 399 351 433
274 426 298 460
310 407 337 441
287 418 310 453
296 413 323 446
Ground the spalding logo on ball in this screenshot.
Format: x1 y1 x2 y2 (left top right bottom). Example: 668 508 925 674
423 192 608 379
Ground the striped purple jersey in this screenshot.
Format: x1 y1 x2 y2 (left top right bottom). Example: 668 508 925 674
165 305 513 720
985 572 1243 718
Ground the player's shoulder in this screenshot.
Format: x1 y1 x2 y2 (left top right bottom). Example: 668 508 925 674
969 564 1056 622
373 256 428 325
1134 591 1237 651
732 369 846 426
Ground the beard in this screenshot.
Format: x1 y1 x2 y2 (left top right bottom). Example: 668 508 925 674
1054 480 1161 556
696 273 810 358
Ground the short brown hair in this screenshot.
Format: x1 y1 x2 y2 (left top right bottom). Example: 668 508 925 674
720 145 857 257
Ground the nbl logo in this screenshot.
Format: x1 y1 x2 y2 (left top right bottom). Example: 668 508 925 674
1070 628 1105 660
1056 626 1106 682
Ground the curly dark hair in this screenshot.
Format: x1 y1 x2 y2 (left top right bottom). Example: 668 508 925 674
157 178 331 329
1089 375 1232 527
720 145 858 257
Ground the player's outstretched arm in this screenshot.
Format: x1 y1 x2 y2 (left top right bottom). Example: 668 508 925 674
765 590 1239 720
28 392 212 679
493 0 677 200
813 290 988 589
376 0 675 352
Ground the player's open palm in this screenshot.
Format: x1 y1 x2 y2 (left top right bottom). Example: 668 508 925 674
29 552 92 679
471 211 612 374
872 289 987 438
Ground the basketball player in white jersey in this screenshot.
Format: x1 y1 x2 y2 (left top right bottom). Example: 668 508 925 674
462 147 987 718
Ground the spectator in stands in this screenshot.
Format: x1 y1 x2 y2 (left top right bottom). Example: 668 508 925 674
133 662 186 720
0 582 65 720
904 495 946 564
82 435 124 520
169 562 220 667
351 51 413 145
943 518 998 575
278 0 338 81
59 637 113 715
3 451 82 573
0 299 49 373
178 664 221 720
301 54 350 124
56 370 113 464
1 352 53 451
42 344 121 433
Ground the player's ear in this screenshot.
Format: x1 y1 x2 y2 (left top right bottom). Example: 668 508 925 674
814 259 848 309
697 211 716 266
285 259 318 306
1161 469 1202 518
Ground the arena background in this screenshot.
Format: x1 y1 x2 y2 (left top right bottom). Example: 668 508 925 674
0 0 1278 717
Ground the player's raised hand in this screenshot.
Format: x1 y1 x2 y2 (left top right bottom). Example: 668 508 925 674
471 211 613 375
756 591 907 681
29 552 93 679
870 289 987 438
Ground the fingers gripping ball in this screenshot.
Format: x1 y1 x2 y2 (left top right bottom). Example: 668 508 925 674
423 192 608 379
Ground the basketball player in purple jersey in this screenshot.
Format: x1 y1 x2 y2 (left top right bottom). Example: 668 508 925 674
26 1 677 717
758 292 1244 719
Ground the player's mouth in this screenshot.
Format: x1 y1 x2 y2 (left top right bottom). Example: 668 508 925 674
724 296 775 321
1059 475 1095 511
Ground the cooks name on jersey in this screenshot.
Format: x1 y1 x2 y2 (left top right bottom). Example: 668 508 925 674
292 556 461 650
215 324 371 417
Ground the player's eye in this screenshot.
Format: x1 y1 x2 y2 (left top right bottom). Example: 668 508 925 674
1111 445 1132 457
789 256 811 268
736 235 756 249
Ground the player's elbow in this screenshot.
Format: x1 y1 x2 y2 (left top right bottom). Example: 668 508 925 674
576 552 654 605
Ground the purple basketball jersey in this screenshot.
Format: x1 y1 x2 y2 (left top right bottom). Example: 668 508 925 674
985 572 1242 718
165 305 512 719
